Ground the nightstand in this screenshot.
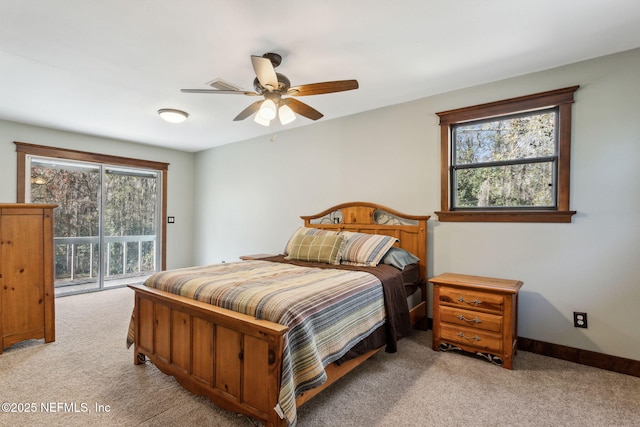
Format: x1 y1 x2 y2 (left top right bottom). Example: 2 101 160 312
430 273 523 369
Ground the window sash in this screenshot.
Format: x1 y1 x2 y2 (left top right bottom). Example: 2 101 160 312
450 109 559 210
452 159 557 209
451 108 559 166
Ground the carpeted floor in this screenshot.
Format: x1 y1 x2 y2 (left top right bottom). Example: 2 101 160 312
1 287 639 426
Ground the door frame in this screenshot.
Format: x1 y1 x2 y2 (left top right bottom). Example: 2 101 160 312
14 141 169 272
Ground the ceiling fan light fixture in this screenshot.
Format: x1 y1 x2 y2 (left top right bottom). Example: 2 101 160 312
254 114 271 127
180 53 359 127
258 99 277 120
158 108 189 123
278 104 296 125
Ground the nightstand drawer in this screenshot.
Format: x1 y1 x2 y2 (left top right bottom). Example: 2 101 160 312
440 306 502 333
439 287 504 313
440 323 503 353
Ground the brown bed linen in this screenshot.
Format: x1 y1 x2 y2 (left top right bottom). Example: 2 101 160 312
401 263 420 284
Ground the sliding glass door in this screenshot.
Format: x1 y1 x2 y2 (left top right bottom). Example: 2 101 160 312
27 156 161 296
103 166 159 289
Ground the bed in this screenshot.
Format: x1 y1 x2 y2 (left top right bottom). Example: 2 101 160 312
128 202 429 426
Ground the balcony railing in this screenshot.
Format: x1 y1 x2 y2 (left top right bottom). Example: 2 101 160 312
54 235 156 284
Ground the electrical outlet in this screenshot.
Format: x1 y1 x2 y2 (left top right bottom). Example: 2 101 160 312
573 312 588 328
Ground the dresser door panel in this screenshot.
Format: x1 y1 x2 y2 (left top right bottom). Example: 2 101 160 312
0 204 56 353
0 213 44 336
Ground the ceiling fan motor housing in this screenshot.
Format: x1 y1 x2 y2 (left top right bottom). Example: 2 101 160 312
253 73 290 94
262 52 282 68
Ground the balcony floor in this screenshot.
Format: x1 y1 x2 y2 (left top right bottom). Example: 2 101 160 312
55 273 153 297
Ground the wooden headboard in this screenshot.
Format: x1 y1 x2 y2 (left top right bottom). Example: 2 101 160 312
300 201 430 282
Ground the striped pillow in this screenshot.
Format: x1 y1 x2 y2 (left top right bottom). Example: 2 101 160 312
341 232 399 267
283 226 340 255
285 234 346 265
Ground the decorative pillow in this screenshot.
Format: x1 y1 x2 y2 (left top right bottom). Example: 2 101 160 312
381 247 420 270
285 234 346 265
340 232 399 267
283 227 341 255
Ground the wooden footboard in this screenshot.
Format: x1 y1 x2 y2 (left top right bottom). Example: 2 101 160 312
131 283 425 426
130 284 289 426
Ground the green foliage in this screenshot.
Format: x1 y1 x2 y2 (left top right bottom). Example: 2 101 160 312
453 110 556 208
104 173 157 236
31 166 100 237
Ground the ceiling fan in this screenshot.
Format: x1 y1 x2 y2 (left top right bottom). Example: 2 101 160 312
181 52 359 126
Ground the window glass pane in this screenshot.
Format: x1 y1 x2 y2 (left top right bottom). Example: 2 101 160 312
104 169 158 283
454 110 557 165
30 159 101 293
455 162 554 208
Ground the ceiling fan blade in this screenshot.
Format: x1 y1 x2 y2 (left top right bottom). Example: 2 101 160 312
287 79 359 96
233 100 263 121
181 88 259 96
251 55 278 91
284 98 323 121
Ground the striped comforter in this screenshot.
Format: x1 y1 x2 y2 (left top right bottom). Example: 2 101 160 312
141 260 391 426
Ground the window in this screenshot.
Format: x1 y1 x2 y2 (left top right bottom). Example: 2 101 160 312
435 86 579 223
15 142 169 295
452 109 558 209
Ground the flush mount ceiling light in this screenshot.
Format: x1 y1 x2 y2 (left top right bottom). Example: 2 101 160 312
158 108 189 123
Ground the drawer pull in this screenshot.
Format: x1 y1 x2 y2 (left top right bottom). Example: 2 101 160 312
457 296 482 306
457 314 482 324
457 332 481 342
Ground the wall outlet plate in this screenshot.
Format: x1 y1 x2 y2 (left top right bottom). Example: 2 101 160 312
573 312 588 328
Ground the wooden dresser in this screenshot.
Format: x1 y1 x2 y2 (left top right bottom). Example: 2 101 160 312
0 204 57 353
430 273 523 369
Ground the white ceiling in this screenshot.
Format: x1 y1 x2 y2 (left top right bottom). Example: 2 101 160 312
1 0 640 152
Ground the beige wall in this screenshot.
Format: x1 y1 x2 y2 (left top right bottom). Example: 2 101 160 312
0 120 196 270
193 48 640 361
